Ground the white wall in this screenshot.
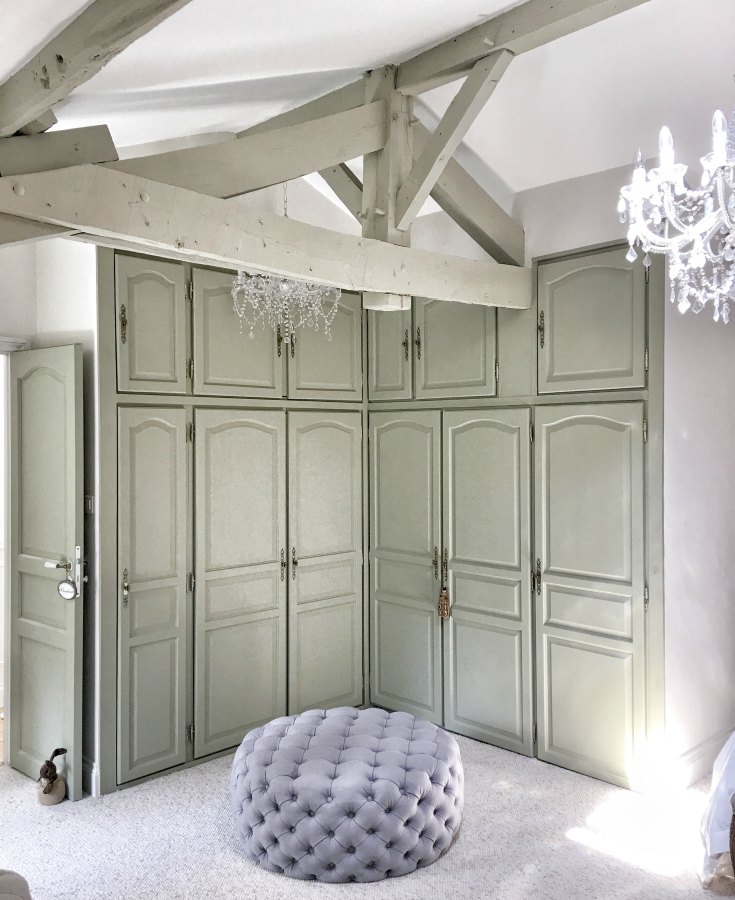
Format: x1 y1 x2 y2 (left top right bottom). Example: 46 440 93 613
0 242 37 343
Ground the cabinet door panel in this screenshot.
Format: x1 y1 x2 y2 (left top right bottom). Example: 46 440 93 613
288 292 362 401
538 248 646 394
414 299 496 399
118 408 188 783
370 412 442 723
534 402 645 787
194 409 287 757
193 268 284 398
288 412 362 712
443 409 532 753
116 255 188 394
368 309 412 400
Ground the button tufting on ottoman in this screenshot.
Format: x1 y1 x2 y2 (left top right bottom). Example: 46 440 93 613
230 707 464 883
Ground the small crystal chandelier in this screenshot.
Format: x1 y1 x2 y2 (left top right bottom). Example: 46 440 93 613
619 109 735 323
232 183 340 343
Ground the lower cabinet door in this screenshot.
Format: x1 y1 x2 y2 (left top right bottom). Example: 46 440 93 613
370 411 443 724
534 402 646 787
193 409 287 757
288 412 363 712
118 407 189 783
442 409 533 755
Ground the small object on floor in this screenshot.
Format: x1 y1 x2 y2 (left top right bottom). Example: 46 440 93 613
230 707 463 883
36 748 66 806
0 869 32 900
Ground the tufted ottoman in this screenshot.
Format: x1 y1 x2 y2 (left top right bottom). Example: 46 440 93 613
230 707 463 883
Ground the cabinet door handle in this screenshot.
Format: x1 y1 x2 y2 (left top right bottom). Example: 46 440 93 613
538 310 545 349
291 547 298 580
438 549 450 619
119 304 128 344
290 335 296 359
276 325 283 358
414 326 422 360
280 549 287 581
121 568 130 607
403 329 410 362
432 546 439 580
535 558 542 595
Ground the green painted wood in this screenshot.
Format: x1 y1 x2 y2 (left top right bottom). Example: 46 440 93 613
534 402 645 787
414 299 497 400
537 247 646 394
369 410 442 724
287 292 362 401
193 409 287 757
288 412 362 712
443 408 533 754
117 406 188 783
115 254 188 394
193 267 284 398
367 309 413 400
9 345 84 800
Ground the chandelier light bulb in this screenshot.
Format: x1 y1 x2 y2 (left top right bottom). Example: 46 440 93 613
712 110 728 165
658 126 676 179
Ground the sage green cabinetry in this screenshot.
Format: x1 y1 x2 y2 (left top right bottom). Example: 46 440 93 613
115 255 189 394
534 402 645 787
288 412 363 712
368 301 497 401
117 407 189 783
193 409 287 758
537 246 647 394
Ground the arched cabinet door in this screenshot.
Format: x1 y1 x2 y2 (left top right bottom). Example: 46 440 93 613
537 247 647 394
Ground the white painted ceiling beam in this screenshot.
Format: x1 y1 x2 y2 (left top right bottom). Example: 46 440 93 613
0 0 196 137
0 125 118 176
18 110 58 135
0 164 531 308
109 102 386 198
395 50 513 231
0 212 73 247
395 0 652 94
318 164 363 221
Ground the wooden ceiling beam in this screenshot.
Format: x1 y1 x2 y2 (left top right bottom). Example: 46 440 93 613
0 125 118 176
396 0 652 94
0 0 196 137
0 212 73 247
109 102 386 197
318 163 363 221
17 110 58 136
0 164 531 308
395 50 513 231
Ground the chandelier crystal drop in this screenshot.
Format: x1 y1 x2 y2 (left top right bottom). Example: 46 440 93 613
619 109 735 324
231 183 340 343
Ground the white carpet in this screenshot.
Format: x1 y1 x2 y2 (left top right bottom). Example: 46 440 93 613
0 736 710 900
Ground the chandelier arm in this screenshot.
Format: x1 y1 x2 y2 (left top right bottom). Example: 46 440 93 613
715 170 735 230
659 185 715 239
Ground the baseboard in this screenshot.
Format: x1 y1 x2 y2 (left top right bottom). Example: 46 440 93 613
677 726 734 786
83 755 101 798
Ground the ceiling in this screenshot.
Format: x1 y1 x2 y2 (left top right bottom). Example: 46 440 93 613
4 0 735 200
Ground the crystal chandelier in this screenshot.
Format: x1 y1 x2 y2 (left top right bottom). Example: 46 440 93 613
232 183 340 343
619 110 735 323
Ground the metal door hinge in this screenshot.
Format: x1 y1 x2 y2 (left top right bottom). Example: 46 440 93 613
644 586 649 611
187 572 195 593
494 360 500 387
529 423 535 444
644 348 649 372
531 567 536 595
84 495 95 515
643 419 648 443
532 723 538 745
186 421 195 442
644 265 650 284
186 724 195 743
186 358 194 380
119 304 128 344
538 310 545 348
186 281 193 302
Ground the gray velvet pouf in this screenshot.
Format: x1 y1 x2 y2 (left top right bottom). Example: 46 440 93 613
230 707 463 883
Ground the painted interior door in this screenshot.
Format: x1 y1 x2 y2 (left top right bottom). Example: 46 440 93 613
443 409 533 754
193 267 284 398
116 254 189 394
534 402 645 787
118 407 189 783
537 247 647 394
194 409 287 757
287 292 362 401
369 411 442 723
367 309 413 400
288 412 362 713
9 346 84 800
414 299 496 399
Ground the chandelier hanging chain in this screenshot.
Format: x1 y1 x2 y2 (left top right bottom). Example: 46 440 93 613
619 109 735 324
231 180 340 343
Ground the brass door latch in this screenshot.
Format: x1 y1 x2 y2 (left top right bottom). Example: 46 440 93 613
438 548 450 619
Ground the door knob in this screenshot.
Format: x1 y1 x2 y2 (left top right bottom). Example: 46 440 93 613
45 559 70 572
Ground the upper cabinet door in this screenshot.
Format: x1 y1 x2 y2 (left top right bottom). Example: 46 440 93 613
192 268 284 398
537 247 647 394
116 254 189 394
287 292 362 401
414 299 497 399
288 412 363 714
367 309 412 400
